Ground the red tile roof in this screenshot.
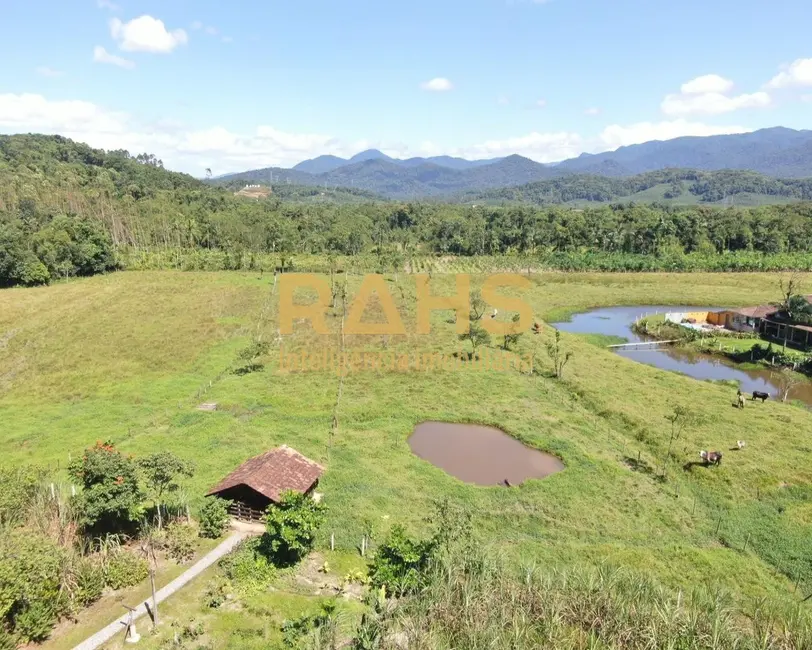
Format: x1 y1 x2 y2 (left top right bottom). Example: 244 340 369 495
730 305 777 319
207 446 324 503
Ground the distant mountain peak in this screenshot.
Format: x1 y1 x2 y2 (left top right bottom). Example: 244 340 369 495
348 149 392 163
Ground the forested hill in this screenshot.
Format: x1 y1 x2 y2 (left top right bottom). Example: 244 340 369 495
556 127 812 178
463 168 812 206
212 154 561 199
217 127 812 198
5 133 812 289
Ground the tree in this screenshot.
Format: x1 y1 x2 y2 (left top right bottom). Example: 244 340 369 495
205 167 212 180
137 452 195 528
546 330 573 379
663 405 692 470
502 313 523 350
459 321 490 357
262 491 326 567
772 368 802 403
68 441 144 535
458 289 491 356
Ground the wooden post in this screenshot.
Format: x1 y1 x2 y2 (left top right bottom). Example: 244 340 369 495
50 483 55 499
149 568 158 627
360 537 366 557
330 533 335 551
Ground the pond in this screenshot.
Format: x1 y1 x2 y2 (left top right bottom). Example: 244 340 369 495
553 305 812 405
408 421 565 486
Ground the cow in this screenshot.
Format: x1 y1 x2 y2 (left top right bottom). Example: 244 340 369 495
752 391 769 403
700 450 723 466
737 390 746 409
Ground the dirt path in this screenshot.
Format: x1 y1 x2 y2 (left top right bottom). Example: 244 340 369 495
71 532 249 650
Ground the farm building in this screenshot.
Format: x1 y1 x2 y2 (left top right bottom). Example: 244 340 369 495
207 445 325 522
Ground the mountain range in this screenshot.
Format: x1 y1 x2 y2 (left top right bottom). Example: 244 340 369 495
213 127 812 199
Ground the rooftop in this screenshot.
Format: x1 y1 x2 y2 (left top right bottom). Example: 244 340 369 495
207 445 325 503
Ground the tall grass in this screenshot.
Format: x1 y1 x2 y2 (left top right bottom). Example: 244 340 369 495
362 548 812 649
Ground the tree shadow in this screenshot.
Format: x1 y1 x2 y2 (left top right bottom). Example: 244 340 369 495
623 455 655 475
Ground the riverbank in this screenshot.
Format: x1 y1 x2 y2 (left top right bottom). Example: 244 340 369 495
633 313 812 378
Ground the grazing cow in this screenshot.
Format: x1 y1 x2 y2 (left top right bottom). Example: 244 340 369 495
737 392 746 409
737 440 746 450
752 391 769 403
700 450 723 466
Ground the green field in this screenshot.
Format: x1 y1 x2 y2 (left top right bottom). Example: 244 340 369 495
3 270 812 647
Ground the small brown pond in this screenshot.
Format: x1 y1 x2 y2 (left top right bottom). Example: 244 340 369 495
408 421 565 486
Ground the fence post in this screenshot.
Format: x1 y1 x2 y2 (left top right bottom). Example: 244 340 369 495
331 533 335 551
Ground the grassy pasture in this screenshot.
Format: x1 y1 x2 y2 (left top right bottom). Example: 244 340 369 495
1 269 811 611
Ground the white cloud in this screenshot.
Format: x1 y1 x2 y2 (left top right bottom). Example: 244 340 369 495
420 77 453 92
535 98 547 108
97 0 119 10
598 119 750 149
680 74 734 95
204 25 218 36
93 46 135 69
661 90 770 116
0 93 757 175
190 20 203 30
222 36 233 44
0 93 129 136
584 107 600 115
497 95 510 106
802 94 812 103
767 58 812 89
35 67 62 78
460 131 585 163
110 15 188 53
661 74 771 116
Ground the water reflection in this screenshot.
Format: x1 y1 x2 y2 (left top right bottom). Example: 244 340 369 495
554 305 811 405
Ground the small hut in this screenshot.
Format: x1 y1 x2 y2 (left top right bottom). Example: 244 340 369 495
206 445 324 522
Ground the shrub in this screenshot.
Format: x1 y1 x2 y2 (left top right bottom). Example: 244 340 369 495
199 497 231 539
166 522 196 563
367 525 435 597
262 491 326 567
0 531 64 640
202 576 231 609
73 557 105 607
68 440 144 535
13 600 57 643
219 537 275 594
104 551 148 590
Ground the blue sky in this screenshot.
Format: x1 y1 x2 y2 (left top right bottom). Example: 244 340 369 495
1 0 811 174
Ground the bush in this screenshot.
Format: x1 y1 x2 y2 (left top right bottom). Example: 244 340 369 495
68 440 144 535
262 491 326 567
13 600 57 643
0 531 64 640
166 522 196 563
367 526 435 597
219 537 276 594
202 576 231 609
199 497 231 539
73 557 105 607
17 256 50 286
104 551 148 590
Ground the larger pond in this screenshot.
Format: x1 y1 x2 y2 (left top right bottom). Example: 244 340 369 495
408 421 565 486
553 305 812 406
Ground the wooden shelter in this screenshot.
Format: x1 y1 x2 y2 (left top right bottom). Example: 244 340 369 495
206 445 324 522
